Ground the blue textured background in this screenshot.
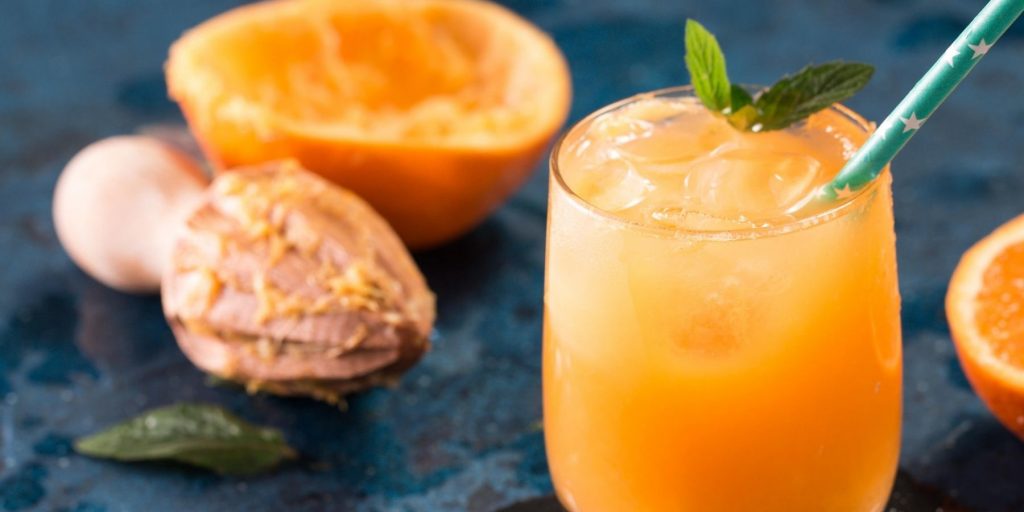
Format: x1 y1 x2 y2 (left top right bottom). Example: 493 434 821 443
2 0 1024 510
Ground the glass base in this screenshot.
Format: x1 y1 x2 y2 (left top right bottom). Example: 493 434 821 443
496 470 971 512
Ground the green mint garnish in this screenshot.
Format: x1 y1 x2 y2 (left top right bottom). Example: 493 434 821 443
684 19 874 132
753 62 875 130
74 403 297 475
729 84 754 112
684 19 731 112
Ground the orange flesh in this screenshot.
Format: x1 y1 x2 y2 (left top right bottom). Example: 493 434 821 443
173 1 550 143
947 214 1024 444
975 241 1024 367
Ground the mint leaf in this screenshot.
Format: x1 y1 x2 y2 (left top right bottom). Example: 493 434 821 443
75 403 296 475
728 84 753 113
725 85 758 130
685 19 731 112
753 61 874 131
727 105 759 131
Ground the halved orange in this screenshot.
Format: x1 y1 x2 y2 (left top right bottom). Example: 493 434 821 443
166 0 571 248
947 213 1024 440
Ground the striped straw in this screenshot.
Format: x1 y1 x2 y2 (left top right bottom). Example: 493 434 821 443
823 0 1024 200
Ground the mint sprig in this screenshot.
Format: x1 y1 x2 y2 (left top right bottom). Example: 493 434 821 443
684 19 874 132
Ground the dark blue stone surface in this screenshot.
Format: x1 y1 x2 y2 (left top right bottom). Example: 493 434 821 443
2 0 1023 510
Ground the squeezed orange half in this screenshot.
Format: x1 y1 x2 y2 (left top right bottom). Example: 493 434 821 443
167 0 571 248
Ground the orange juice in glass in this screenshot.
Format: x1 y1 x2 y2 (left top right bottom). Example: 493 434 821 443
543 87 901 511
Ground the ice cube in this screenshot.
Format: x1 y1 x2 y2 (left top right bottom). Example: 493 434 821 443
624 97 702 125
682 147 822 219
589 112 654 145
559 132 617 177
616 104 726 166
570 158 653 213
562 134 594 161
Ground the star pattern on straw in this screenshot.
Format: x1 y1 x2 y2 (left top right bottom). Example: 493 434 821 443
968 39 993 59
833 184 855 199
824 3 1019 203
941 45 960 67
899 112 926 133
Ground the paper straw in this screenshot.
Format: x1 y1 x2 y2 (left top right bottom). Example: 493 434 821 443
823 0 1024 200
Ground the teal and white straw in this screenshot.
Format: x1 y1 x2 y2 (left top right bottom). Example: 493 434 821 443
824 0 1024 199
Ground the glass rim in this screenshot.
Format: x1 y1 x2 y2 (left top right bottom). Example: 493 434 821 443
549 85 888 241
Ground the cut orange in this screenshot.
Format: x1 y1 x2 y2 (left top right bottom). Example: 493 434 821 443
166 0 571 248
947 213 1024 440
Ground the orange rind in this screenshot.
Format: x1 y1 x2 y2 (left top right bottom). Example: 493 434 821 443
167 0 571 248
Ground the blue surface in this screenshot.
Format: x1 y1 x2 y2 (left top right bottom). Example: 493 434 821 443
2 0 1024 510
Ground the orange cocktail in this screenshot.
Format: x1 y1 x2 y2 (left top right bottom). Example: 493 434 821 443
543 87 901 511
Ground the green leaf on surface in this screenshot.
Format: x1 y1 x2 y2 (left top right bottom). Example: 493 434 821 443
74 403 296 475
753 61 875 131
684 19 731 112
